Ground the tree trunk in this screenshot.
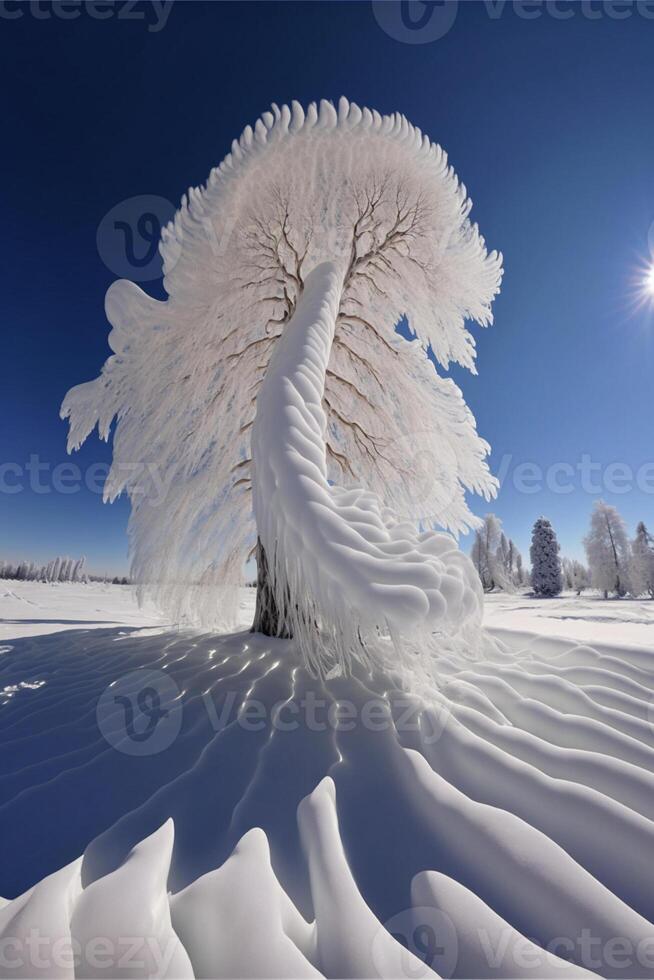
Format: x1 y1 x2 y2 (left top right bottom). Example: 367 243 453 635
251 538 293 638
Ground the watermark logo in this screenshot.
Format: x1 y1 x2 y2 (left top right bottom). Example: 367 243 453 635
97 668 182 755
373 1 459 44
0 1 174 32
374 906 458 978
0 455 174 507
96 194 175 281
387 428 459 525
374 1 654 45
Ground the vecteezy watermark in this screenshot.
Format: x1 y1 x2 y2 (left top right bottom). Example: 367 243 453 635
479 926 654 973
0 455 173 506
203 689 451 743
96 668 183 755
97 194 176 281
4 452 654 504
372 0 459 44
386 427 461 526
373 1 654 44
494 453 654 496
0 1 174 32
96 190 240 280
96 670 452 755
374 907 458 978
0 931 180 975
371 913 654 977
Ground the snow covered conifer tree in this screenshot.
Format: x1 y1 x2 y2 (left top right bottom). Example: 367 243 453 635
61 99 502 672
630 522 654 598
530 517 562 597
584 501 631 598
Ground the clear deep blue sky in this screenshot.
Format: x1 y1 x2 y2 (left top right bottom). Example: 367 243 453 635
2 0 654 575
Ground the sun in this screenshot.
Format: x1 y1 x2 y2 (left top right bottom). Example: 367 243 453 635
629 259 654 315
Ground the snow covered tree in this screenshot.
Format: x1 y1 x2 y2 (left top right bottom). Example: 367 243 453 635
492 532 518 592
630 522 654 598
503 536 524 590
61 99 502 672
471 514 505 591
530 517 562 597
561 557 572 591
515 551 525 587
496 533 510 579
584 501 631 598
570 559 589 595
562 557 589 595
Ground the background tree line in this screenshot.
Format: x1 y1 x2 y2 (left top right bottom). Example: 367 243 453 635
0 556 130 586
472 501 654 599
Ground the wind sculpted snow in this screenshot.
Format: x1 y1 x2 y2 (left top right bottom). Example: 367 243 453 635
1 605 654 977
251 262 484 674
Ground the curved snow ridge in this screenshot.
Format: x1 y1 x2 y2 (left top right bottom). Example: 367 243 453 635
0 780 438 980
0 778 600 980
252 263 484 674
3 626 654 977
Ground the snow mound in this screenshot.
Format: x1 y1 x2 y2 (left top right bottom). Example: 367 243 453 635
2 620 654 976
0 778 602 979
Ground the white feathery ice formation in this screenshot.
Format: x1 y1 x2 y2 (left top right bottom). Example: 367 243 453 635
60 97 502 660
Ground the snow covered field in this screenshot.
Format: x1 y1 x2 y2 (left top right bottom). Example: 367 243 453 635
0 581 166 641
1 582 654 978
3 579 652 648
484 591 654 652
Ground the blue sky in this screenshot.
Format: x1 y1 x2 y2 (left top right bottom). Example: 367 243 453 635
2 0 654 575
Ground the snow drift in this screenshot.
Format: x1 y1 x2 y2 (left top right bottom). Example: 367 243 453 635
2 612 654 978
